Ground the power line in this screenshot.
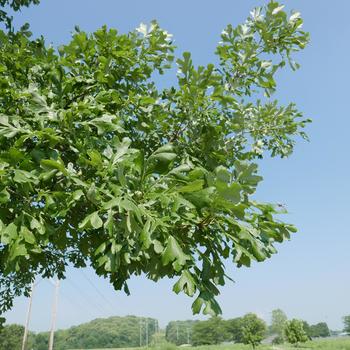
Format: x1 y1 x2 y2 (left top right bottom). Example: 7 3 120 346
44 278 101 321
80 269 116 310
65 277 108 315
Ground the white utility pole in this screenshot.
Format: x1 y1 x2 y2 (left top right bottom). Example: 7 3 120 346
139 319 142 347
145 319 149 347
21 281 35 350
153 319 158 346
176 322 179 343
48 279 60 350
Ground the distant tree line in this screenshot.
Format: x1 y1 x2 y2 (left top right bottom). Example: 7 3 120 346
165 320 198 345
303 321 330 338
1 311 347 349
0 315 157 350
166 314 267 348
166 309 335 348
269 309 330 345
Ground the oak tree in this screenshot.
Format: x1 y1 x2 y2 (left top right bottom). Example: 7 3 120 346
0 1 310 316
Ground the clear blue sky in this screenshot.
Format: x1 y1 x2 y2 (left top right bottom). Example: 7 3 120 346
4 0 350 332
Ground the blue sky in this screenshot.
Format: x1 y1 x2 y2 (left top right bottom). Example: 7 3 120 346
4 0 350 332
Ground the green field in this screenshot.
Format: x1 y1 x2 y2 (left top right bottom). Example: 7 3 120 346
184 337 350 349
72 337 350 350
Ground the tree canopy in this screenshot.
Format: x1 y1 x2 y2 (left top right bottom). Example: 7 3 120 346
308 322 330 338
0 324 29 350
284 319 309 346
191 316 228 346
0 1 309 316
343 316 350 335
0 0 40 28
240 313 267 348
165 320 197 345
1 316 156 350
270 308 287 338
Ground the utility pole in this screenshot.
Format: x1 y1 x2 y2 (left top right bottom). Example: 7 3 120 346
139 319 142 347
153 319 158 346
48 279 60 350
187 327 190 344
21 281 35 350
176 321 179 343
145 319 148 347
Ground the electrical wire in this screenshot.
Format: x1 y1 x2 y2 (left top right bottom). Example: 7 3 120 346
80 269 117 311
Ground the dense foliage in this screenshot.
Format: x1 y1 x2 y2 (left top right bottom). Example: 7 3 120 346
31 315 157 350
225 317 245 343
308 322 330 338
173 314 266 346
0 323 33 350
165 320 197 345
284 319 309 346
239 313 267 348
343 315 350 335
0 1 310 316
191 317 228 346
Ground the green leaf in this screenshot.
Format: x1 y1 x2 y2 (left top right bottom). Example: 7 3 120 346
216 182 241 204
30 217 45 235
13 170 38 184
95 242 107 255
178 179 204 193
91 212 103 229
0 188 10 203
79 211 103 229
21 226 36 244
215 166 231 183
111 137 131 165
40 159 67 175
140 218 152 249
153 144 174 154
162 236 188 267
150 152 177 163
192 296 204 314
72 189 84 201
144 144 178 175
9 242 27 260
103 197 121 210
183 187 215 208
1 223 18 244
87 114 125 135
173 270 196 297
153 240 164 254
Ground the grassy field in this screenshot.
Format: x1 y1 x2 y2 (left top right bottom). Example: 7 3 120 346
72 337 350 350
185 337 350 350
